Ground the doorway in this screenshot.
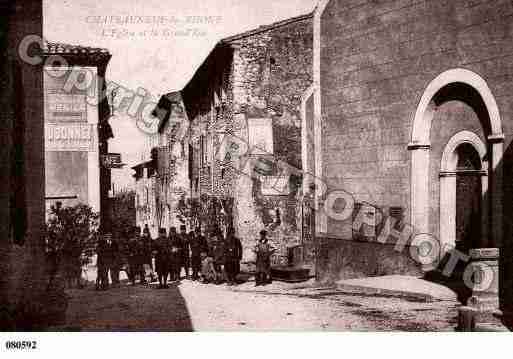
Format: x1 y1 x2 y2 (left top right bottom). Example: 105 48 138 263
455 143 483 253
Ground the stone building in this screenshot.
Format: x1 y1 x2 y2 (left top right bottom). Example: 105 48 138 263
308 0 513 311
153 92 191 232
132 92 190 238
43 41 113 231
180 13 314 262
133 159 158 238
0 0 66 329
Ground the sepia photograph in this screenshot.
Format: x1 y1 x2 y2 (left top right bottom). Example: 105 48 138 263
1 0 513 354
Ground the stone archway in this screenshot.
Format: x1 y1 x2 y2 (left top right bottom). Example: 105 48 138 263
409 69 504 249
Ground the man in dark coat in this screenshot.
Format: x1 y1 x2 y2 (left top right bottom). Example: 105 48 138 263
212 231 225 284
128 226 145 285
143 224 150 236
109 234 121 286
168 226 182 281
141 226 154 282
155 227 170 288
118 229 130 279
179 225 190 279
189 227 206 281
253 230 275 286
96 234 110 290
224 227 242 285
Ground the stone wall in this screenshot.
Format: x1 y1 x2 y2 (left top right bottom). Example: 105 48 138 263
182 15 314 261
230 15 314 260
155 94 191 232
317 0 513 285
182 44 234 203
0 0 67 329
316 237 423 284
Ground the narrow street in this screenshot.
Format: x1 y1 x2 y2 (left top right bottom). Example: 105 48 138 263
52 279 459 331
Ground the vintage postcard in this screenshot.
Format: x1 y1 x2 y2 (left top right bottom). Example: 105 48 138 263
1 0 513 355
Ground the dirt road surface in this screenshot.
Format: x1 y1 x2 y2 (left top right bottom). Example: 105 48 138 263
52 279 459 331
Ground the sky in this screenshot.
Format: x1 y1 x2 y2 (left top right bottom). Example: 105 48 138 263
43 0 318 189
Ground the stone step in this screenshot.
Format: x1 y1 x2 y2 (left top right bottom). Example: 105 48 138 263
457 306 509 331
336 275 458 302
474 323 510 332
271 266 311 283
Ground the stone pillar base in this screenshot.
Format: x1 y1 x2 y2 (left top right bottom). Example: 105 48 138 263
466 248 499 309
456 248 505 331
463 248 499 302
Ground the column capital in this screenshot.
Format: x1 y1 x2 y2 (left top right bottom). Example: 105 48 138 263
439 171 457 177
407 142 430 150
488 133 505 143
439 170 487 177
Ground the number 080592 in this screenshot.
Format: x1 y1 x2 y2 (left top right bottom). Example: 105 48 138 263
5 341 37 350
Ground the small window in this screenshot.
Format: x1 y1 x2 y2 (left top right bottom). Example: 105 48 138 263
456 143 481 171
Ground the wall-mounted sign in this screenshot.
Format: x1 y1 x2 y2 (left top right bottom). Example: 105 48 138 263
45 92 88 122
261 175 289 196
101 153 124 168
45 123 97 151
44 70 88 123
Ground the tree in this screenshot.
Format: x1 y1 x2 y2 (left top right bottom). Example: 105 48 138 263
111 189 136 238
176 194 234 235
45 202 99 288
176 195 201 230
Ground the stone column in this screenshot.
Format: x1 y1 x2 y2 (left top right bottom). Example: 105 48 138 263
467 134 501 310
408 144 431 236
439 172 456 254
480 170 489 248
488 134 504 248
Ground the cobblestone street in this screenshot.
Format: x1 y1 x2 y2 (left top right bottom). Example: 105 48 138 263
52 279 459 331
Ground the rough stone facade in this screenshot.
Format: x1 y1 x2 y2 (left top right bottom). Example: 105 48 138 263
313 0 513 295
181 13 314 262
154 92 191 233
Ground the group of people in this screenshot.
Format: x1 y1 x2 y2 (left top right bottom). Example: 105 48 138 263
95 224 276 290
152 225 244 288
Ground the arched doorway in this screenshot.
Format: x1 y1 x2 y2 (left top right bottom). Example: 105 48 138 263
439 131 488 255
409 69 504 256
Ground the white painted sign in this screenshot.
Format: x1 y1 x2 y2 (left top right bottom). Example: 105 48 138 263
45 123 97 151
